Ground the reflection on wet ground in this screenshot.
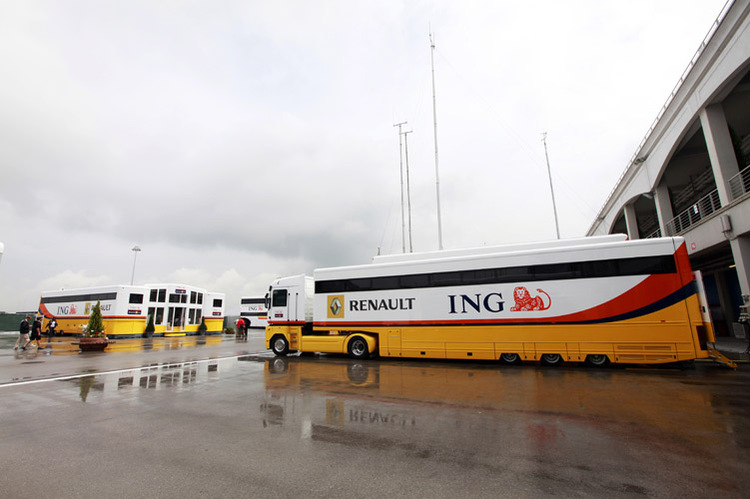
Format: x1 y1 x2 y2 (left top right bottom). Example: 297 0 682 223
0 333 228 357
1 352 748 497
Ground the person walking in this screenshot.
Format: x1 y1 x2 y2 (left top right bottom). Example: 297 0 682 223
236 317 247 339
14 316 31 350
46 316 57 348
25 316 43 349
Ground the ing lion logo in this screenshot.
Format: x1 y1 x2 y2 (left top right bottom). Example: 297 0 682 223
510 287 551 311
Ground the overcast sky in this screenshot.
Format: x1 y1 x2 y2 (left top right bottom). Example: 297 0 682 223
0 0 729 315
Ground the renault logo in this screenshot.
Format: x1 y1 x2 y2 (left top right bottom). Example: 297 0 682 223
327 295 345 319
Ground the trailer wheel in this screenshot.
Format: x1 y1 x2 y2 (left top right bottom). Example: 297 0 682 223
348 337 369 359
271 335 289 356
585 354 609 367
500 353 520 364
540 353 563 366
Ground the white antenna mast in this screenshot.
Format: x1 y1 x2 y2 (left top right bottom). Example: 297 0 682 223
430 30 444 250
542 132 561 239
394 121 407 253
404 129 414 252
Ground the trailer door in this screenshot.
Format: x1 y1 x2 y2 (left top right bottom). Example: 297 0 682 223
270 288 289 323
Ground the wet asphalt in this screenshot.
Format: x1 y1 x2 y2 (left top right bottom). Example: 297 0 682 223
1 331 749 498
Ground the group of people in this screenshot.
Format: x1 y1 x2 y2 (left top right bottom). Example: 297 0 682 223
13 315 57 351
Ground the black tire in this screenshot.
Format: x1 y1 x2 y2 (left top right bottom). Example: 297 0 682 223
540 353 563 366
500 353 520 364
271 335 289 356
585 354 609 367
347 337 369 359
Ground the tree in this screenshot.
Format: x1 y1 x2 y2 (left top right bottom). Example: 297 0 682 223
85 300 105 337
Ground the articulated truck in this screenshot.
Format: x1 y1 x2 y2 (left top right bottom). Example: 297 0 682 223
265 235 735 367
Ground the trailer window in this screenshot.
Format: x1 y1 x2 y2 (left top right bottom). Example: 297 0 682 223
272 289 288 307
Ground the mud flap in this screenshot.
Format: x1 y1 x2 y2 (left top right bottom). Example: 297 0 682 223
706 344 737 369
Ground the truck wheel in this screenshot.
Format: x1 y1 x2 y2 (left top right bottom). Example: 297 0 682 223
540 353 563 366
585 354 609 367
271 335 289 356
348 337 369 359
500 353 520 364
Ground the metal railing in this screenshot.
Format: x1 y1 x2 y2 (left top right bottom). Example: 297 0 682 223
645 227 662 239
729 164 750 200
665 189 722 235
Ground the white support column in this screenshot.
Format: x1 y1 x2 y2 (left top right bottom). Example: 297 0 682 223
700 104 740 206
730 235 750 307
623 204 640 240
654 182 674 236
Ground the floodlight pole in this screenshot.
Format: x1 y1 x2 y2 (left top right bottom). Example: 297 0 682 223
430 32 444 250
130 246 141 285
403 129 414 252
542 133 561 239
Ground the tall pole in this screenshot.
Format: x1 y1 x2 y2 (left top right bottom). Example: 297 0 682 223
403 129 414 252
394 122 407 253
430 32 444 250
542 133 561 239
130 246 141 285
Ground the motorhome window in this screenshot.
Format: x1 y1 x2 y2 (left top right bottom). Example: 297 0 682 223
496 266 532 281
272 290 287 307
213 299 222 307
40 292 117 304
149 289 158 302
347 279 372 291
400 274 430 288
190 291 197 304
242 298 265 304
129 293 144 304
619 256 676 275
430 272 462 287
471 269 497 284
314 255 677 293
158 289 166 302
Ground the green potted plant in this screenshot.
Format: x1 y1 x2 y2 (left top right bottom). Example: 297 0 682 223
78 300 109 352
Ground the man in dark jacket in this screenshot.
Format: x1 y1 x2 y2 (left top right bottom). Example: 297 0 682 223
27 316 43 349
14 316 31 350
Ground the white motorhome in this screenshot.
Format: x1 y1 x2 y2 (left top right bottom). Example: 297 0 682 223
39 284 225 337
239 296 269 328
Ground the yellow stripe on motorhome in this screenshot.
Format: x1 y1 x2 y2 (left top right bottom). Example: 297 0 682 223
315 299 707 364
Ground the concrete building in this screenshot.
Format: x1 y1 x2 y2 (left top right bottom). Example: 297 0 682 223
587 0 750 337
